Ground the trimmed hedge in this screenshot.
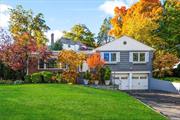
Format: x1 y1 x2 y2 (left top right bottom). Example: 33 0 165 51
31 72 43 83
30 71 53 83
41 71 53 83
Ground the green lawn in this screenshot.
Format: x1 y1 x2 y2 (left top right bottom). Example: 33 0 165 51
159 77 180 83
0 84 166 120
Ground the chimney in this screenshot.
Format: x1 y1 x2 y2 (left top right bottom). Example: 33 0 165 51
51 33 54 46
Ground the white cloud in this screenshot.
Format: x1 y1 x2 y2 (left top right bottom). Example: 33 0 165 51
99 0 138 15
45 30 64 45
0 4 12 28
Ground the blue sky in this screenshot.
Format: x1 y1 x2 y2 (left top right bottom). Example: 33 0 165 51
0 0 163 41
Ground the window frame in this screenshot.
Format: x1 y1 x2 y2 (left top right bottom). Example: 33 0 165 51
103 52 119 64
132 52 146 64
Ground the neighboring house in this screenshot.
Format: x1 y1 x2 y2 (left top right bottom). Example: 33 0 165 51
59 37 86 51
50 33 92 51
94 36 155 90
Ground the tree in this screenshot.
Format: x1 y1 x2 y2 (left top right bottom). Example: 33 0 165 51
0 5 50 77
155 0 180 56
50 40 62 51
0 30 49 78
97 17 114 46
63 24 95 47
87 52 104 70
58 50 86 83
9 5 50 46
153 50 179 77
109 0 164 49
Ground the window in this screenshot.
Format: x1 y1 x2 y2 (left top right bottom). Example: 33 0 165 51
132 76 139 79
103 52 118 63
133 53 138 62
46 58 58 68
68 44 71 48
140 53 145 62
111 53 116 62
39 59 44 68
104 53 109 62
140 76 147 79
132 52 146 63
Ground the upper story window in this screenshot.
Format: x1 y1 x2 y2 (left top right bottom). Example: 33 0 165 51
103 52 119 63
131 52 147 63
104 53 109 62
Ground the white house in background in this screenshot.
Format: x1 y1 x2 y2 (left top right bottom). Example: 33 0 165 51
94 36 155 90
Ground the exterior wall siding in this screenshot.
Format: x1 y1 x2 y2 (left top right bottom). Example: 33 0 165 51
102 51 153 72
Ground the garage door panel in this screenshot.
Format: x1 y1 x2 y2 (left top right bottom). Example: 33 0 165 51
132 73 148 90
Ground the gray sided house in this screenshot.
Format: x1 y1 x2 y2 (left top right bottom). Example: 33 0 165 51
94 36 155 90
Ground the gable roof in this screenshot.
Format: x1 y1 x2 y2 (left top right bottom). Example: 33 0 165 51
59 37 84 46
95 36 155 51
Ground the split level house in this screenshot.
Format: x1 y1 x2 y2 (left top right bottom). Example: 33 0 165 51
28 35 155 90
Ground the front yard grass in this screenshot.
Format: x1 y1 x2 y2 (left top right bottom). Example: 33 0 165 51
0 84 166 120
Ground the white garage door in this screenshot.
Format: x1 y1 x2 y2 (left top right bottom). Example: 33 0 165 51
113 73 129 90
132 73 148 90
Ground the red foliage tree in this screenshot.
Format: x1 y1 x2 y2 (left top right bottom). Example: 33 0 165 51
0 28 49 77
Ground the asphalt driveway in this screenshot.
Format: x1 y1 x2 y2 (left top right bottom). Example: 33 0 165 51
127 90 180 120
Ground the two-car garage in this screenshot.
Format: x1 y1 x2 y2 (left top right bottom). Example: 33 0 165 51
113 72 149 90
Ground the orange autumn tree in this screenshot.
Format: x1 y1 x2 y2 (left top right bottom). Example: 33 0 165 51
87 52 104 70
109 0 164 48
87 52 104 81
58 50 86 83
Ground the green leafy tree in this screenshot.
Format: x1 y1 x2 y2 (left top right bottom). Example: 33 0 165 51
50 40 62 51
9 5 50 45
97 17 114 46
63 24 95 47
156 0 180 56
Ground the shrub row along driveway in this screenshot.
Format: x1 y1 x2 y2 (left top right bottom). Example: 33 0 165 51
127 90 180 120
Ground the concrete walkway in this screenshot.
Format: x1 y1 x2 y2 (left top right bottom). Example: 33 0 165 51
127 90 180 120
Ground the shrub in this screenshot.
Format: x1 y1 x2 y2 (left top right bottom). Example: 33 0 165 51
100 67 106 83
62 71 78 83
104 67 111 80
24 75 32 83
84 71 91 80
31 72 42 83
56 73 62 83
41 71 53 83
14 80 24 84
0 80 13 84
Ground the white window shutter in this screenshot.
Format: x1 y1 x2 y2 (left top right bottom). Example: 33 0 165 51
116 52 120 62
145 52 149 62
129 52 133 62
100 52 104 60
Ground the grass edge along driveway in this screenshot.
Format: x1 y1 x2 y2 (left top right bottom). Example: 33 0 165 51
0 84 167 120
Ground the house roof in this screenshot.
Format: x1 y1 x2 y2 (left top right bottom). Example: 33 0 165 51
59 37 84 46
94 36 155 51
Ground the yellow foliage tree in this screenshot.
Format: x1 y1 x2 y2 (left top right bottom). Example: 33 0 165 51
109 0 164 48
58 50 86 83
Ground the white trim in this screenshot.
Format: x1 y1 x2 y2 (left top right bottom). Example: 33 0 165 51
101 52 120 64
112 71 151 73
131 52 147 64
